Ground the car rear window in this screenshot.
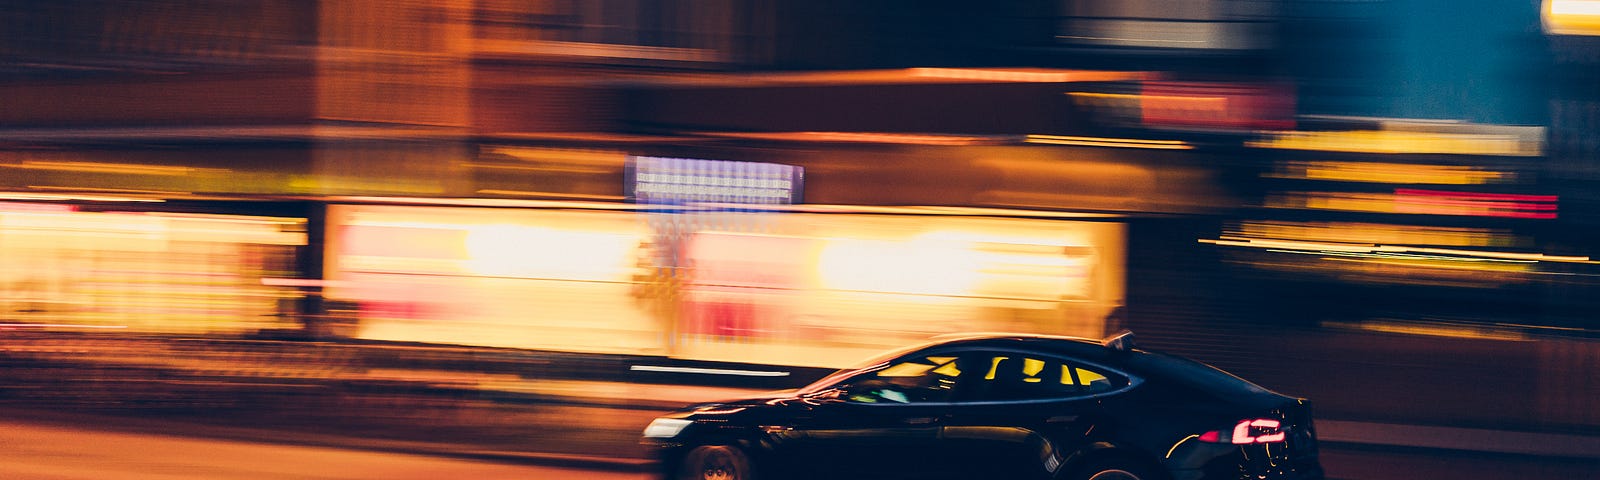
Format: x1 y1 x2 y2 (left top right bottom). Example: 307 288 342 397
1125 351 1278 399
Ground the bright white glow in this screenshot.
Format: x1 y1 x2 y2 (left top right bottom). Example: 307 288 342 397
642 418 694 438
463 224 640 282
261 278 348 288
1553 0 1600 16
1231 420 1255 444
1253 419 1287 443
817 235 980 296
1546 0 1600 35
630 365 791 377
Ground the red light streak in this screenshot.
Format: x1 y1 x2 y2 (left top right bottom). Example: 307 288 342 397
0 202 77 213
1395 189 1559 203
1394 188 1559 219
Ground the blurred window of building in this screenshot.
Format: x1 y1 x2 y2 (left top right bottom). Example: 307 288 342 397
1056 0 1277 51
0 0 317 75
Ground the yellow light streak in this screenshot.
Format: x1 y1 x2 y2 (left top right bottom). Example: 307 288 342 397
1229 221 1511 248
1067 92 1230 109
769 131 997 146
1265 161 1514 185
137 212 306 225
0 192 165 202
26 186 193 196
1248 130 1541 156
1167 435 1199 459
1325 320 1530 341
474 189 626 201
7 161 229 176
1025 134 1194 150
1202 238 1598 264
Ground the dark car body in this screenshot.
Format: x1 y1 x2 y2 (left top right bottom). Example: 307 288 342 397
642 332 1324 480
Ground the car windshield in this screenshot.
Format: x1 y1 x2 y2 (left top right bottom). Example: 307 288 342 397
796 341 940 395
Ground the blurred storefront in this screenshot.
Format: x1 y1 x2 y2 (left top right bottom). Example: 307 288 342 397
1200 121 1584 331
0 199 309 335
0 0 1291 366
5 0 1593 361
318 201 1125 368
315 140 1146 368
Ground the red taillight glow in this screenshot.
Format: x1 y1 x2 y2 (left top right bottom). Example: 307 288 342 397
1200 418 1287 445
1233 419 1285 444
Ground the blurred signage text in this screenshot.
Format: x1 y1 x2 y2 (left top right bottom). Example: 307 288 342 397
626 156 803 207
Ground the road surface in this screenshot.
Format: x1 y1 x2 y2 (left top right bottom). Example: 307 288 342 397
0 420 645 480
2 415 1596 480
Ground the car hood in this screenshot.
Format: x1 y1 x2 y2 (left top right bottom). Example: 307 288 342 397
680 389 805 410
661 388 829 422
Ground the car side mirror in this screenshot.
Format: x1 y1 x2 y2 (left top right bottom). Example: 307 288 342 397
803 388 847 404
1102 330 1136 351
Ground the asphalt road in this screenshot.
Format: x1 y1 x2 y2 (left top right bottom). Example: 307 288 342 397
4 416 1596 480
0 420 644 480
1319 445 1600 480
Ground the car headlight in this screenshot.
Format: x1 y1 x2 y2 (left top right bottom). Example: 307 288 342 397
642 418 694 438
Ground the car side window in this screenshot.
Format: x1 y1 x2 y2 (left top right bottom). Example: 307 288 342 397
837 354 966 404
971 352 1127 401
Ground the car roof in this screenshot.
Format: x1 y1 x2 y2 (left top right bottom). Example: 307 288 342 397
916 332 1290 402
921 332 1124 362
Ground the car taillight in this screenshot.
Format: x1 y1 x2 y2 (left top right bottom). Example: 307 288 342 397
1198 418 1287 444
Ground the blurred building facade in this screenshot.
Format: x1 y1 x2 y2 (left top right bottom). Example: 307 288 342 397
2 0 1598 369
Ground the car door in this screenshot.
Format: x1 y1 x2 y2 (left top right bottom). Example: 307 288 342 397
778 352 974 480
937 351 1130 480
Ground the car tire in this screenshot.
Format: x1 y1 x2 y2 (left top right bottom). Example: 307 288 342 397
677 444 755 480
1073 457 1162 480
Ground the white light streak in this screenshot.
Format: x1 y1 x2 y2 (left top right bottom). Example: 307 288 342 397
630 365 792 377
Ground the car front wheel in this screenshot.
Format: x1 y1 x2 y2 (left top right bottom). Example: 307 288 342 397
677 445 754 480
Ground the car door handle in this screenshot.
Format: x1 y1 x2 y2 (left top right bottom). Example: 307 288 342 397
1046 415 1079 423
903 416 940 425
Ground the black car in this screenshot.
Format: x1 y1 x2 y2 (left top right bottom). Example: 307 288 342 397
641 332 1323 480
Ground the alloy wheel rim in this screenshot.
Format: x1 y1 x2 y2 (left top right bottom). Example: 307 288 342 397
1087 468 1142 480
699 453 737 480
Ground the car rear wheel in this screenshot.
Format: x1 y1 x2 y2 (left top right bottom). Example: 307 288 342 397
1074 457 1161 480
677 445 754 480
1085 469 1143 480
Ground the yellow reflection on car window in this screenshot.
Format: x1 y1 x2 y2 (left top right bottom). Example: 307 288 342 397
985 356 1010 380
1060 365 1077 385
931 361 961 377
1076 368 1107 385
1022 358 1045 383
879 362 935 377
